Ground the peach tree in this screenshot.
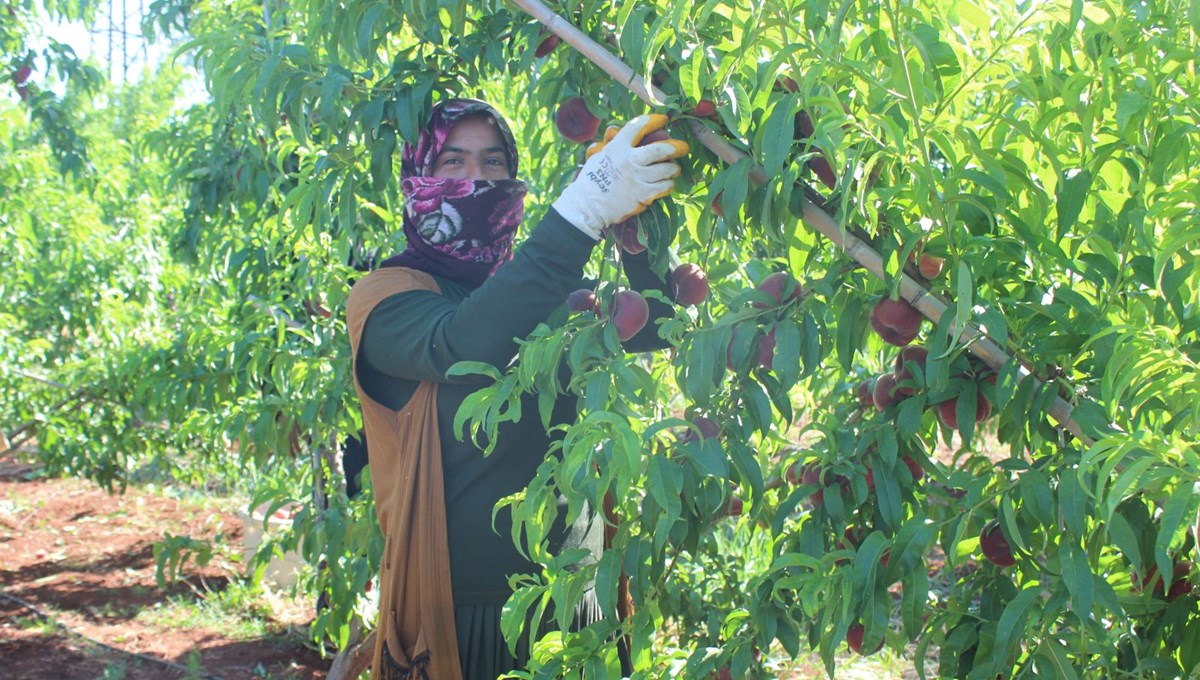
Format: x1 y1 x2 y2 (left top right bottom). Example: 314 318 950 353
174 0 1200 675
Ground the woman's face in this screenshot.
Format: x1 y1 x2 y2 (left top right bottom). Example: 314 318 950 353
431 115 511 180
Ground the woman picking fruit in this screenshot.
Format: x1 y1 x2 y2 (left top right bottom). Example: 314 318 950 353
346 98 688 679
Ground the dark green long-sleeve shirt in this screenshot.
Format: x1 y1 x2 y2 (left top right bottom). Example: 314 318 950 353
356 208 671 603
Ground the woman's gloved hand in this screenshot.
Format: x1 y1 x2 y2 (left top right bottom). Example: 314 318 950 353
552 114 690 240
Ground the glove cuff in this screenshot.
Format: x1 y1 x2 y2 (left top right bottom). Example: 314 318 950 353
552 191 605 241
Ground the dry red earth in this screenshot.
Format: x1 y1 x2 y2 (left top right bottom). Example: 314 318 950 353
0 455 328 679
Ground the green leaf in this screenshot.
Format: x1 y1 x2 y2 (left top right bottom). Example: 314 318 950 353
1155 488 1199 577
1106 511 1142 570
895 396 926 440
1115 92 1148 135
835 295 864 373
1058 467 1086 538
761 94 797 177
900 562 929 640
853 531 888 598
1059 540 1093 623
773 319 801 388
370 124 397 190
875 463 902 532
1018 468 1056 528
1069 399 1114 439
953 260 973 342
687 438 730 479
501 585 546 656
1036 638 1080 680
726 437 764 503
1055 169 1092 237
1103 455 1156 519
972 587 1040 679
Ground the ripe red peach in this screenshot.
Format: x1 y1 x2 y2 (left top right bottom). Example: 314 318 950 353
872 373 900 411
980 522 1016 567
753 272 802 308
566 289 598 314
870 298 923 347
671 263 709 306
918 253 945 279
609 290 649 341
555 96 601 143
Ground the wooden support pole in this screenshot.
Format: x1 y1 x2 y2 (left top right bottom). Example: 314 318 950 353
511 0 1093 446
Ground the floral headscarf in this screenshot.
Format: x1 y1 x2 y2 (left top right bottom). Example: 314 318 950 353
381 98 528 288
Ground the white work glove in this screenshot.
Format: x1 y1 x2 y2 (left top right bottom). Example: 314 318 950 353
552 113 690 240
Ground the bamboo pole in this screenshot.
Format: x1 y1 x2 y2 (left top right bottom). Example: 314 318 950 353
511 0 1093 446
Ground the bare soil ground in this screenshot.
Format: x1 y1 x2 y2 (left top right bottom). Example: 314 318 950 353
0 454 328 680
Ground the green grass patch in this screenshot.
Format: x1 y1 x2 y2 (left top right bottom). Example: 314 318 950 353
133 579 280 641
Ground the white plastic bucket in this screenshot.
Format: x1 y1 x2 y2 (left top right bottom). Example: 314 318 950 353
239 501 305 587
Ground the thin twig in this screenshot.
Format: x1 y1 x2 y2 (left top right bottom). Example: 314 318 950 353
11 369 72 390
247 295 305 330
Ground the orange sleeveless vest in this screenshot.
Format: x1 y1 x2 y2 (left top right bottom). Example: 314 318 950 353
346 267 462 680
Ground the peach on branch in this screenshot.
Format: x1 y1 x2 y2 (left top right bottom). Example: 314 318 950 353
784 461 804 486
870 297 923 347
1137 561 1194 602
872 373 901 411
936 393 992 430
856 378 875 406
793 109 815 140
612 219 646 254
846 624 884 655
980 522 1016 567
534 34 561 58
903 455 924 483
709 191 725 219
753 271 802 308
689 99 717 119
565 288 598 314
719 496 744 518
13 65 31 85
808 153 837 189
918 253 945 279
670 263 709 306
1167 562 1194 602
798 465 848 507
637 129 672 146
868 456 924 488
555 96 601 143
841 525 868 550
893 345 930 395
608 289 649 341
757 328 776 370
678 415 720 444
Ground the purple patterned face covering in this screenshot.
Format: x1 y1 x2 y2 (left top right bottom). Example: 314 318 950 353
382 99 528 288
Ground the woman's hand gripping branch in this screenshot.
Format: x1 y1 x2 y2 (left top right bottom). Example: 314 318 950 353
552 113 690 240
